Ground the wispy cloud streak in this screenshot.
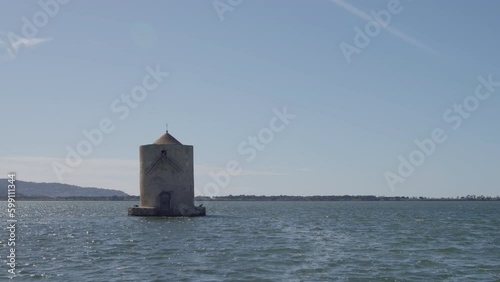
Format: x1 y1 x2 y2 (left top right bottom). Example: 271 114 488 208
0 33 52 60
11 37 52 51
332 0 438 55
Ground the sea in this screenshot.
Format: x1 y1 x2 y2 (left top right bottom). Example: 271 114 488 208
1 201 499 281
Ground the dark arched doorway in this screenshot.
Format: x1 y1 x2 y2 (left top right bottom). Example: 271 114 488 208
159 192 171 213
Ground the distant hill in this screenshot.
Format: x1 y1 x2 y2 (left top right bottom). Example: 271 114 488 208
0 179 129 198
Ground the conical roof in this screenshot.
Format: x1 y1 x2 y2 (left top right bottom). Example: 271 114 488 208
154 132 183 145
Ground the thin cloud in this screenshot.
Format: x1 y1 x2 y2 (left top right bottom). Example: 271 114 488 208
195 164 286 176
331 0 438 55
11 37 52 50
297 167 312 172
0 32 52 60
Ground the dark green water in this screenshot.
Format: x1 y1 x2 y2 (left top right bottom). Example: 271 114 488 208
1 201 499 281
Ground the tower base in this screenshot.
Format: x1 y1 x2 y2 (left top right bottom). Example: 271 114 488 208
128 204 206 217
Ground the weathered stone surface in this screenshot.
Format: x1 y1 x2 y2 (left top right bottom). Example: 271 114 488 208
128 205 205 217
178 203 206 217
128 206 158 216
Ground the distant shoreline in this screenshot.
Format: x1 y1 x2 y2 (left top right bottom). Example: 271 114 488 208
197 195 500 202
2 180 498 202
2 195 499 201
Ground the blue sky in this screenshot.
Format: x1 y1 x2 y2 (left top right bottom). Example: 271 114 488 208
1 0 499 197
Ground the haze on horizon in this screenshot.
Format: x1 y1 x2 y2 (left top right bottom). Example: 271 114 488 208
1 0 499 198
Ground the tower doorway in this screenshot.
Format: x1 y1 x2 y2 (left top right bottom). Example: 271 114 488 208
159 192 171 213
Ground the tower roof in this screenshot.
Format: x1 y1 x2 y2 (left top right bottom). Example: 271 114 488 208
154 132 183 145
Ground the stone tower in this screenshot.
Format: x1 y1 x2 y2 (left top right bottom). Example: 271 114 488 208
128 130 206 217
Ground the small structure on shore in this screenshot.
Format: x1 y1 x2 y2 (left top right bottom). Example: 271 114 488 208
128 130 205 217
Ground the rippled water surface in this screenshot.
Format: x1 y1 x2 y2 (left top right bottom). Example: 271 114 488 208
1 201 500 281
